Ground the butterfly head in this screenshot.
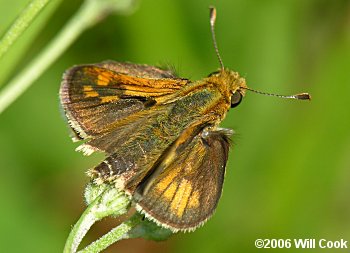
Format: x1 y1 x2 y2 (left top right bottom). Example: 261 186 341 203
208 68 247 108
208 7 248 108
208 7 310 104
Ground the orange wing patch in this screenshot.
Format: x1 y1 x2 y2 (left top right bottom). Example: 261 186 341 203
97 73 111 86
155 167 199 218
163 183 177 201
83 85 99 98
100 96 118 103
170 179 193 218
155 166 181 193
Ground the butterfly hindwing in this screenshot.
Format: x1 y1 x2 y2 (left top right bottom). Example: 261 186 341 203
134 128 232 232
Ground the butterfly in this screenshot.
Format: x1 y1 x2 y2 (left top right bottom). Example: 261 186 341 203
59 7 309 232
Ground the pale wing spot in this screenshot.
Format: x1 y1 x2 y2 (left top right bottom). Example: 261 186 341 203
84 91 99 98
83 85 99 98
170 179 193 218
100 96 118 103
97 74 110 86
83 85 93 91
155 166 181 193
163 182 177 201
188 190 200 208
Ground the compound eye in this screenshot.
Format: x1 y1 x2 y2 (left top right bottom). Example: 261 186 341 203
207 70 220 77
231 92 242 108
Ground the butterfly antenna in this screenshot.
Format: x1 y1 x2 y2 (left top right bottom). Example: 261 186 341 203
209 7 224 70
242 87 311 100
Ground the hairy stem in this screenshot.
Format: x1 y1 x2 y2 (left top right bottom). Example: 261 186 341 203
79 213 142 253
64 184 131 253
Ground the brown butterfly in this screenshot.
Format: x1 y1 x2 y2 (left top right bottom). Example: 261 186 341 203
59 7 310 232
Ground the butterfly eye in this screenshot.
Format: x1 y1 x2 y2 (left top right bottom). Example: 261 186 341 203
231 92 242 108
207 70 220 77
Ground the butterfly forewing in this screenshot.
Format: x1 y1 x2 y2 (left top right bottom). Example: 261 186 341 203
96 61 178 79
60 62 188 141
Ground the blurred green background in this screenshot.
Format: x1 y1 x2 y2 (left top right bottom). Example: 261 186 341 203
0 0 349 252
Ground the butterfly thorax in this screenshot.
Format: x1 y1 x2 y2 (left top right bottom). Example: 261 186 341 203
175 68 247 126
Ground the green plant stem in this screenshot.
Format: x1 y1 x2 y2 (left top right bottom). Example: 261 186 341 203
0 0 50 60
64 185 131 253
0 0 135 115
79 213 143 253
67 212 99 253
64 198 100 253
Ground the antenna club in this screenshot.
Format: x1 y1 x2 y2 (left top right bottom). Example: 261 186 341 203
242 87 311 101
295 93 312 100
209 6 216 25
209 6 224 70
